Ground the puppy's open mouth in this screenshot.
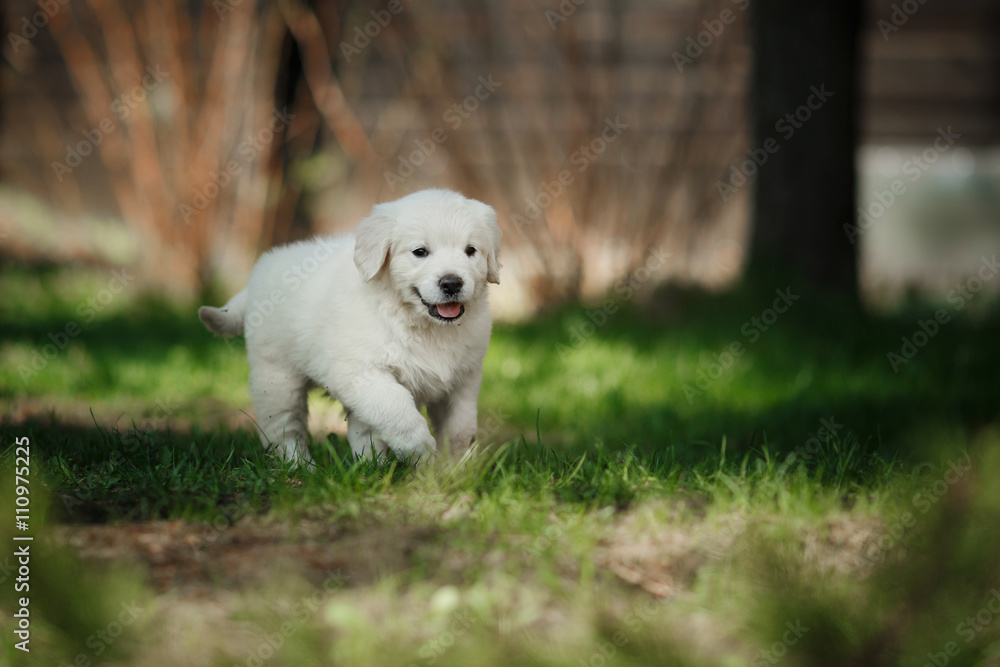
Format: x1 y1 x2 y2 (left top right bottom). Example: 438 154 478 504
414 289 465 322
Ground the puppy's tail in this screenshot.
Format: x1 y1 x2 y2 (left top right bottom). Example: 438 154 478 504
198 289 247 337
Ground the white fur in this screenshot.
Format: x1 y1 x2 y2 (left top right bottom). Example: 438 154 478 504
198 189 501 467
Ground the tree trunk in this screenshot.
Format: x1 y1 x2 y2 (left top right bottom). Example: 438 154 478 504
748 0 863 293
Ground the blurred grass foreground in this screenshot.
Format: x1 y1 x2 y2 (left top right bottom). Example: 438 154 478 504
2 261 1000 666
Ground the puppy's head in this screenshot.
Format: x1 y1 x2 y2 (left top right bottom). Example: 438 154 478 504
354 189 501 324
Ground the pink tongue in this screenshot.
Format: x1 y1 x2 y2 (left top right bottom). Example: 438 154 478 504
437 303 462 318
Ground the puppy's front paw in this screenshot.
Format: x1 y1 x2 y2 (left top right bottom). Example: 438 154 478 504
393 434 437 466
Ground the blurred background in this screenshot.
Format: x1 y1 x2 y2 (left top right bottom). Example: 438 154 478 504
3 0 998 318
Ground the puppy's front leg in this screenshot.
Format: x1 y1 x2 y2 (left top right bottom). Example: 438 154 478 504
428 366 482 456
336 372 436 462
346 413 389 459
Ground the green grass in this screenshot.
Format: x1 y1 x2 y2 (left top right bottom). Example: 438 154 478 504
2 262 1000 666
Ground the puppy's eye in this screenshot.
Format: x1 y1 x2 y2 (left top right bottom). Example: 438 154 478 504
412 248 428 258
465 246 477 257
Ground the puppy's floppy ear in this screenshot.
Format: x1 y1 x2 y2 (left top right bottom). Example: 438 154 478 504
472 200 502 285
354 204 395 282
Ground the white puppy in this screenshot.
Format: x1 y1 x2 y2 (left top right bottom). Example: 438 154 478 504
198 189 501 468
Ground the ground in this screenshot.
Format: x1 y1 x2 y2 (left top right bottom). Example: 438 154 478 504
2 264 1000 667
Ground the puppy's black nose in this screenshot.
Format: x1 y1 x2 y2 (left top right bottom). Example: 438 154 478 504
439 274 464 296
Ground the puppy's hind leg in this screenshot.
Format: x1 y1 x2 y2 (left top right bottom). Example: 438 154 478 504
249 359 314 469
428 367 482 457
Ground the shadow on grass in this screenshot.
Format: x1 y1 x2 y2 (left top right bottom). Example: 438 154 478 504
495 276 999 461
2 264 999 520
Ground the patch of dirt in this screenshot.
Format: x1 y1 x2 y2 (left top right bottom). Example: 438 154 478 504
595 508 884 597
52 517 442 595
596 527 705 598
2 396 251 434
